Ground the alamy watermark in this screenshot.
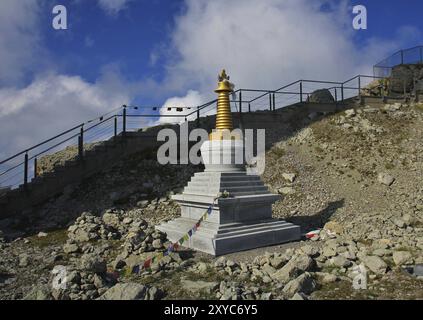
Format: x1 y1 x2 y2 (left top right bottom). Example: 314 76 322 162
352 5 367 30
51 265 68 290
157 123 267 175
52 5 67 30
352 264 368 290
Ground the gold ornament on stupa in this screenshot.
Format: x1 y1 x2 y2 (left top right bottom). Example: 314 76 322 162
210 69 238 140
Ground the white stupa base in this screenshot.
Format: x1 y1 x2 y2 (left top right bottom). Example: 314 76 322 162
156 140 301 256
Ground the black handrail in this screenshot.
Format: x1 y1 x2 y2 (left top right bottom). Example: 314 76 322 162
0 73 389 190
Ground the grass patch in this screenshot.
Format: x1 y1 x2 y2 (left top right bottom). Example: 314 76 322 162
28 229 68 248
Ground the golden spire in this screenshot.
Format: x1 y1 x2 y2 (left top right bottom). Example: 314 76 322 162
209 69 239 140
215 69 234 130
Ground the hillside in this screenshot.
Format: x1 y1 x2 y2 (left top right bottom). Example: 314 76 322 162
0 100 422 300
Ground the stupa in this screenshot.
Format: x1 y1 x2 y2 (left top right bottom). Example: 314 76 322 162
156 70 301 256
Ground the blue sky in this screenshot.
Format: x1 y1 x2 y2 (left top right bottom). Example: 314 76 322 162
34 0 423 104
0 0 422 159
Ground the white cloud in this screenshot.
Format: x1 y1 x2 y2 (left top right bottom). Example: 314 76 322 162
161 0 419 98
97 0 133 15
0 70 133 160
0 0 44 86
158 90 205 125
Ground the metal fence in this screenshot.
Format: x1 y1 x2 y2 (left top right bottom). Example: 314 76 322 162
374 45 423 77
0 74 383 192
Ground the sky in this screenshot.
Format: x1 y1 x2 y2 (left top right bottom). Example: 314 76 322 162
0 0 422 160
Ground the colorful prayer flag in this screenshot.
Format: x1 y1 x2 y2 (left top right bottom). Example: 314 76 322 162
143 258 152 269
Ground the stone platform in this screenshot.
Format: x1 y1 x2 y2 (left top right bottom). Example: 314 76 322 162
157 170 301 256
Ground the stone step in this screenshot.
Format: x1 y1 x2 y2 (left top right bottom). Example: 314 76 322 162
187 180 264 188
157 218 301 256
183 185 269 195
167 218 296 237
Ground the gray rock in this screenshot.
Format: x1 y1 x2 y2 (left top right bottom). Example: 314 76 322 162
98 283 149 300
283 272 317 296
307 89 335 104
345 109 356 118
362 256 388 274
300 245 319 257
393 251 413 266
63 243 79 254
278 187 296 195
19 253 30 267
330 256 352 268
152 239 163 249
282 173 297 183
290 292 308 300
181 279 219 294
79 254 107 274
102 212 120 228
23 285 51 300
272 255 314 283
377 173 395 186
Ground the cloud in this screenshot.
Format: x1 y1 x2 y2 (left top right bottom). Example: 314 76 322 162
97 0 133 15
0 0 44 87
160 0 419 98
158 90 205 124
0 69 133 160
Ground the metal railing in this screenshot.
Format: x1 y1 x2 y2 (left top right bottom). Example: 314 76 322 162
374 45 423 77
0 74 385 192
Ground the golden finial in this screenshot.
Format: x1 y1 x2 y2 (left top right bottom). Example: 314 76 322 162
209 69 235 140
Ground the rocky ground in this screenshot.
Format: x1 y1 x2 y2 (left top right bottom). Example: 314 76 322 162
0 101 422 300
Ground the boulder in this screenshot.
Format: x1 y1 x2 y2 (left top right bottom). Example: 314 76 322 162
393 251 413 266
98 283 148 300
272 255 314 283
181 279 219 294
79 254 107 274
283 272 317 297
307 89 335 104
362 256 388 275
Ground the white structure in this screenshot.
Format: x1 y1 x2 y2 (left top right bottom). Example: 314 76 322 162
157 139 301 256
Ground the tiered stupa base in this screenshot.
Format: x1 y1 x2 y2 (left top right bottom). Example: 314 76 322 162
156 141 301 256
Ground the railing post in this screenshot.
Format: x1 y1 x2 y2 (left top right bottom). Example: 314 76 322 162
341 83 344 102
34 157 38 179
400 50 404 65
358 76 361 98
404 79 407 97
239 90 242 114
269 92 272 111
248 103 251 113
24 153 28 189
300 81 303 103
78 126 84 160
114 116 117 137
272 92 276 111
196 106 200 128
122 106 127 137
420 47 423 64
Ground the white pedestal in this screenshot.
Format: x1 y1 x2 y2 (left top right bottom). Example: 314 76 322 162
156 140 301 256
